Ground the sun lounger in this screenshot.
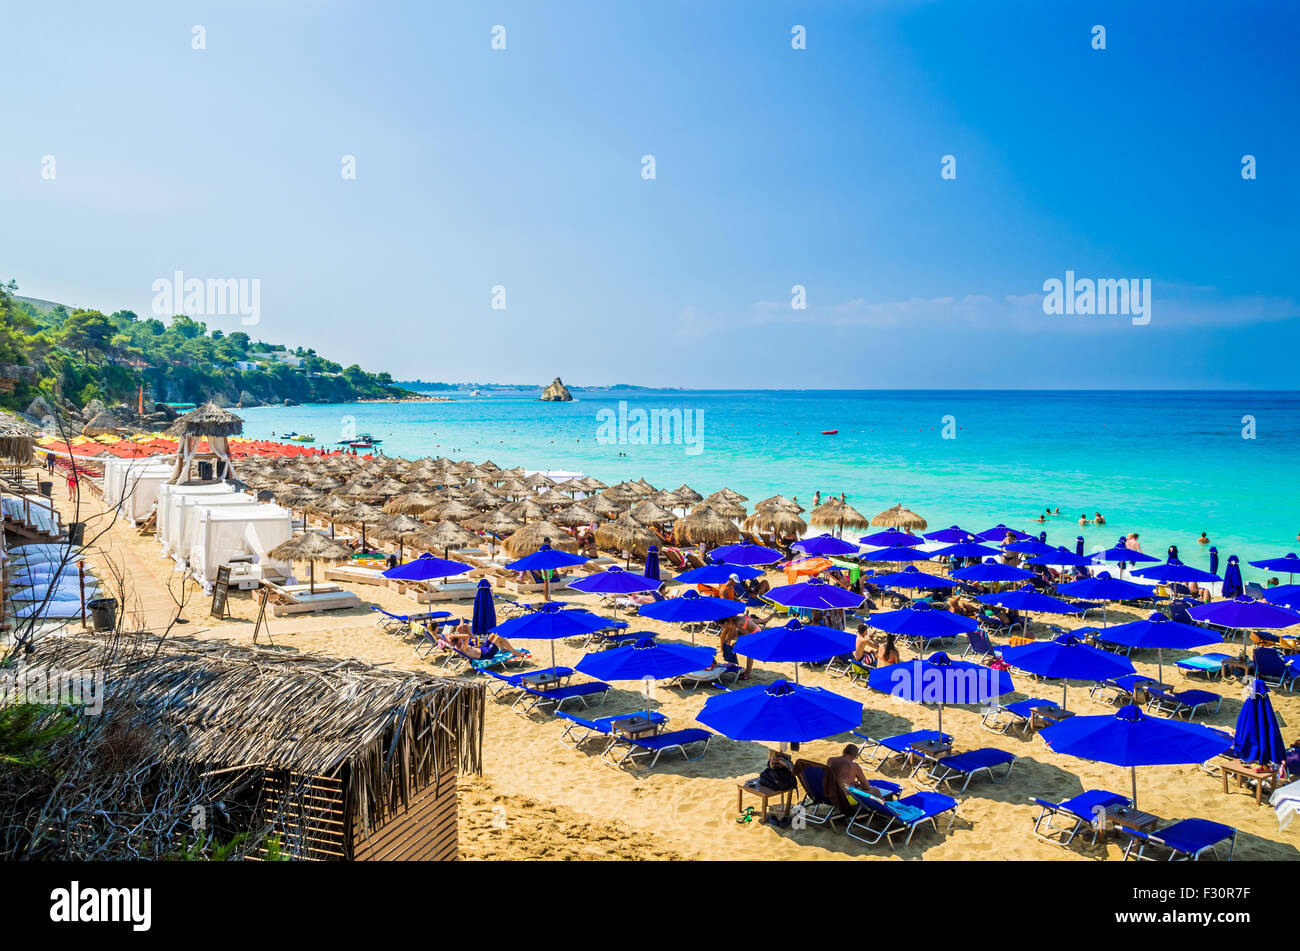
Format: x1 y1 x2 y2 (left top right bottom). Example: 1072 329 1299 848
963 627 1003 661
516 680 611 715
557 710 670 748
789 764 845 827
264 580 362 616
924 748 1017 791
670 663 741 691
1119 818 1236 862
1176 652 1233 680
1145 688 1222 719
1255 648 1298 691
1031 789 1131 846
1089 673 1158 704
982 698 1057 735
844 787 958 847
853 729 951 769
604 728 712 770
325 564 390 586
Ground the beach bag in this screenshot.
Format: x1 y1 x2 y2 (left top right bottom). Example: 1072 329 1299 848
759 764 797 791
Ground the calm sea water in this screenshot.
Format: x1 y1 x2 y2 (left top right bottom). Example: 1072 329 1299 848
240 390 1300 582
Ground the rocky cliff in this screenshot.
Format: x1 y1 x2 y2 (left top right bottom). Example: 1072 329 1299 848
539 377 574 402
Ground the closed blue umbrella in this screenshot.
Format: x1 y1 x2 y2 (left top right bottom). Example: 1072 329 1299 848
493 601 612 669
792 533 860 557
1041 704 1233 806
924 525 975 544
950 559 1035 584
766 576 865 611
1002 633 1136 707
1249 552 1300 583
1075 536 1085 556
868 651 1013 732
643 544 661 582
470 578 497 638
669 562 763 585
870 565 959 590
1221 555 1244 598
1099 611 1220 681
733 618 857 682
1188 595 1300 630
1208 546 1219 577
709 542 784 565
931 542 1002 560
1230 679 1287 767
867 601 978 639
576 637 715 717
697 678 863 743
858 529 924 547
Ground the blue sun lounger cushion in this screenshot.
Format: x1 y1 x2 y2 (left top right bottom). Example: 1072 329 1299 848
1176 653 1233 679
557 710 669 748
604 728 713 770
1031 789 1131 846
1120 817 1236 861
1145 688 1222 719
514 681 611 714
845 789 958 848
926 748 1017 791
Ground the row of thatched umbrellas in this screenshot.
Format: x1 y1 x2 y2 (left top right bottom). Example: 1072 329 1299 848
240 451 929 583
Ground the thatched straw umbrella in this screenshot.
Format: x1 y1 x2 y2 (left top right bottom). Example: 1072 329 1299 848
0 428 35 465
707 487 748 503
676 506 741 546
630 500 676 526
377 514 426 560
465 486 503 509
697 496 746 520
595 515 658 566
496 479 531 499
414 520 476 559
579 476 607 492
585 495 623 518
674 484 703 504
165 402 243 483
523 472 556 489
384 492 441 516
551 503 598 527
428 499 477 523
756 494 804 514
870 503 929 531
478 510 521 556
811 498 871 537
745 509 807 541
340 502 387 548
503 521 579 557
502 498 549 523
267 531 354 594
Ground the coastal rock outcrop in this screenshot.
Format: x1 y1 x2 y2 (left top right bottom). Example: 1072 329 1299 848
82 409 124 436
25 395 54 423
539 377 573 402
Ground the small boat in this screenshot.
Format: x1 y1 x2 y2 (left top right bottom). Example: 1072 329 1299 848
821 429 838 435
347 434 383 449
290 433 315 443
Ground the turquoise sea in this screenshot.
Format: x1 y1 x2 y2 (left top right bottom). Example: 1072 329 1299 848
239 390 1300 583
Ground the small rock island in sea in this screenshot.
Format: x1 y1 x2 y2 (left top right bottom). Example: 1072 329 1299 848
539 377 574 401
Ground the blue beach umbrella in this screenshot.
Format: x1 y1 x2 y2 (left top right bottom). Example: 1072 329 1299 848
1262 584 1300 610
866 601 978 640
567 564 662 596
860 545 936 563
470 578 497 638
1249 552 1300 583
1230 679 1287 767
493 601 612 669
1132 558 1221 586
1096 541 1159 580
924 525 975 544
1026 546 1095 568
977 583 1078 620
643 545 661 582
976 524 1033 542
383 552 473 603
1221 555 1244 598
858 529 924 548
669 562 763 586
766 576 865 611
506 542 590 601
950 559 1035 584
1208 547 1219 577
576 637 715 717
868 651 1013 732
709 542 784 566
792 533 861 557
1001 633 1136 707
697 678 863 744
931 542 1002 560
1075 536 1086 556
1041 704 1233 806
1099 611 1221 681
1003 539 1057 557
870 565 960 590
639 589 744 643
733 618 857 682
1056 572 1157 626
1187 595 1300 631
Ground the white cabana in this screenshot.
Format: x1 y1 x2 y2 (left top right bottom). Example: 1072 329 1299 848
164 493 257 563
156 482 240 556
188 504 292 592
103 458 176 524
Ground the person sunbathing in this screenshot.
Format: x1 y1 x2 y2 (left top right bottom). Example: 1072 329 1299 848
827 745 892 799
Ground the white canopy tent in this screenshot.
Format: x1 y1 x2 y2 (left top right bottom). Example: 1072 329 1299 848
103 458 176 524
166 494 260 565
156 482 240 556
188 504 292 592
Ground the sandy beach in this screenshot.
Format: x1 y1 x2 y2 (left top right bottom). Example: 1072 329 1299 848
52 485 1299 862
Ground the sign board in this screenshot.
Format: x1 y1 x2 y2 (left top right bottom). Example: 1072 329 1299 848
210 565 232 619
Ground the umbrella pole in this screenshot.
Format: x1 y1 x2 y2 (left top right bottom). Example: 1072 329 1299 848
1157 647 1163 684
310 560 315 595
1131 765 1138 809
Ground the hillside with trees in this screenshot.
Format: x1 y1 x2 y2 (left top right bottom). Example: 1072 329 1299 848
0 279 412 421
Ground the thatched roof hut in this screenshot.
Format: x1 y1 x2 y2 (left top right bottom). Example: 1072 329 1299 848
268 531 355 593
595 514 658 557
673 484 703 503
871 503 928 530
676 506 741 545
811 498 871 532
414 520 476 557
165 402 244 438
551 503 599 527
503 521 579 556
17 634 483 861
745 509 807 539
629 500 676 525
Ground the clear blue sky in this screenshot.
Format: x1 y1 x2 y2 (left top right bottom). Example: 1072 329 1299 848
2 0 1296 388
